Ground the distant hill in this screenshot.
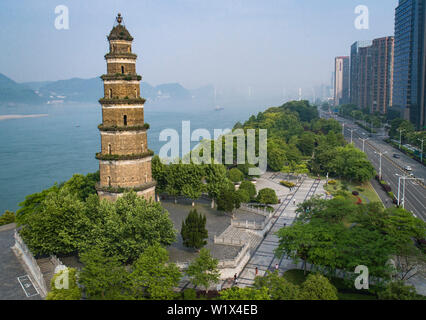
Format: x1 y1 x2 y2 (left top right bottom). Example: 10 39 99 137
1 73 213 105
0 73 44 104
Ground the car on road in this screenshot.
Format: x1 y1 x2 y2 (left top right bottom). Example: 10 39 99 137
393 154 401 159
404 166 412 171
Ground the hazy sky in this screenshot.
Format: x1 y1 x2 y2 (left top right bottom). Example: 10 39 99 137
0 0 398 96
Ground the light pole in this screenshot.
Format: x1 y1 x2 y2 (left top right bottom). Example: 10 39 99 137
396 174 425 208
418 138 424 163
375 151 387 180
342 123 345 136
359 137 369 152
397 129 406 149
349 129 356 144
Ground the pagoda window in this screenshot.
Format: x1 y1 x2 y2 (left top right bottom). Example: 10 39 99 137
109 89 112 98
123 115 127 126
107 176 111 187
121 65 125 74
108 144 111 154
135 88 138 98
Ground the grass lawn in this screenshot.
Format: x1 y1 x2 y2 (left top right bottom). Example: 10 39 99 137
324 179 383 206
283 269 378 300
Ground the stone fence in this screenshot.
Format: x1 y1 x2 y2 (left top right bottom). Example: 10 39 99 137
217 244 250 269
239 204 271 217
12 230 48 298
213 235 244 246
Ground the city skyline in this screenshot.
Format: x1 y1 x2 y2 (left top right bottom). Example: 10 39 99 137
0 0 397 99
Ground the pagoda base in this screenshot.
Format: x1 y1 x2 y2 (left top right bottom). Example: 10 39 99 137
97 185 156 202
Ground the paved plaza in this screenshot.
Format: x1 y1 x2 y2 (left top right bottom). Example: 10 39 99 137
235 174 326 288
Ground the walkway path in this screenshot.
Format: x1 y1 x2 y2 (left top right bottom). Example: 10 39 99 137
235 176 326 288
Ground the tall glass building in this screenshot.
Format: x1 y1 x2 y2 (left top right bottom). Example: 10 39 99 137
393 0 426 129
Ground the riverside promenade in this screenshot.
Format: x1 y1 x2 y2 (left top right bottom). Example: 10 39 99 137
234 174 326 288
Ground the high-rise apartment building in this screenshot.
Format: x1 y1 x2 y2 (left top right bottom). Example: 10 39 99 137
371 37 395 114
393 0 426 129
350 38 394 114
333 56 350 106
350 41 373 109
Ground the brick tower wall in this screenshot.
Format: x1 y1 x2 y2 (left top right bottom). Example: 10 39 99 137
101 107 144 127
101 131 148 155
99 158 153 188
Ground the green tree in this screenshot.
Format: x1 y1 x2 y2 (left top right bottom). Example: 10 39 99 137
0 210 15 226
62 172 99 201
219 287 271 300
228 168 244 183
186 248 220 293
19 186 90 256
217 184 241 216
16 184 60 225
129 244 181 300
82 192 176 263
299 273 338 300
378 281 423 300
79 247 131 300
236 188 250 203
152 155 168 202
257 188 278 205
239 180 257 200
46 268 82 300
204 164 230 208
181 209 208 250
253 271 300 300
181 163 205 207
267 143 287 172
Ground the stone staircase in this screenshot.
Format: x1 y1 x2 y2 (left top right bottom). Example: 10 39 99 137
215 225 262 253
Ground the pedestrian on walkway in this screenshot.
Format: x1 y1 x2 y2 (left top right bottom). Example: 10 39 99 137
293 199 296 205
255 267 258 276
275 263 279 271
234 273 237 283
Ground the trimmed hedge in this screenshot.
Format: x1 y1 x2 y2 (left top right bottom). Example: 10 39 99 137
280 180 296 188
98 123 150 132
96 150 154 161
99 97 146 105
96 181 157 194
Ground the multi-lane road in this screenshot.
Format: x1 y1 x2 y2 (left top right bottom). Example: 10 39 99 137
320 111 426 221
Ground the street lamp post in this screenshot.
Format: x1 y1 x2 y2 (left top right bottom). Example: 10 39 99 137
349 129 356 144
418 138 424 163
359 137 369 152
396 174 425 208
375 151 387 180
342 123 345 136
398 129 406 150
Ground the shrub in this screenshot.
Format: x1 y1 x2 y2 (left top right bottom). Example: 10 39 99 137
382 184 392 192
352 191 359 196
183 288 197 300
228 168 244 183
0 210 15 226
239 181 257 199
388 192 395 199
327 180 337 185
257 188 278 205
181 209 208 250
280 181 296 188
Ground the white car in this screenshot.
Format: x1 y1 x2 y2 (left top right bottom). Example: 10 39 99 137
404 166 412 171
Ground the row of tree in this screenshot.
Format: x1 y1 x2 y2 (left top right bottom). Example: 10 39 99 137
275 192 426 282
17 173 176 263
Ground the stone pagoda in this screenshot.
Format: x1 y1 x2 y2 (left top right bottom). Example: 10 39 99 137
96 13 155 201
